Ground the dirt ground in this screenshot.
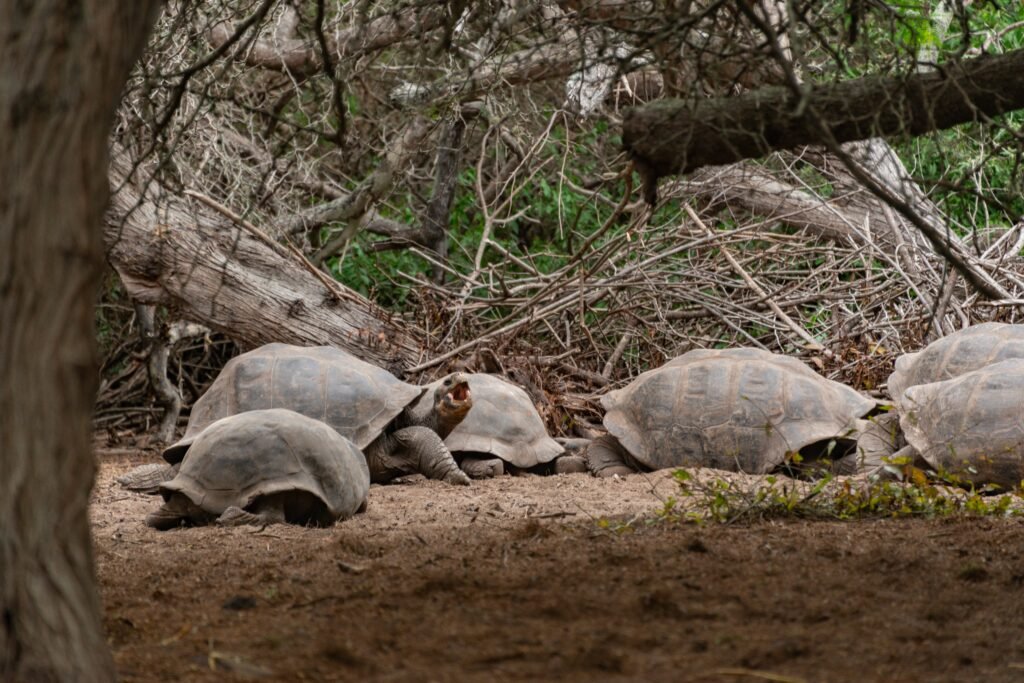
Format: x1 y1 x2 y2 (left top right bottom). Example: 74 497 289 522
93 446 1024 683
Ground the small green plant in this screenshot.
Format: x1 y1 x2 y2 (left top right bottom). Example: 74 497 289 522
653 468 1024 525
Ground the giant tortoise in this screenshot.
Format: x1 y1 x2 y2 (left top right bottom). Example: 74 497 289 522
147 409 370 529
888 323 1024 408
891 358 1024 490
121 343 472 491
587 348 880 477
415 373 583 477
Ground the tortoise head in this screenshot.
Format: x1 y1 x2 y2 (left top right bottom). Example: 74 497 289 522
434 371 473 433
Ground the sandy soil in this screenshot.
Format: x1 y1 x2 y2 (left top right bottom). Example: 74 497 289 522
93 447 1024 683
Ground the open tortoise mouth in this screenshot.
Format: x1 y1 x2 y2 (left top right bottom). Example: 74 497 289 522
447 381 471 404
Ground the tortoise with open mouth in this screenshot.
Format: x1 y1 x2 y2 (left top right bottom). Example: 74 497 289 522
416 372 580 478
121 343 473 490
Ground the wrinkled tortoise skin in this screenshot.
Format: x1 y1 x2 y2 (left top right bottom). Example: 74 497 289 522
417 373 563 468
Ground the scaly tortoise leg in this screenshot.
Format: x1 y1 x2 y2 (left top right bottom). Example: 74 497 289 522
459 456 504 479
146 494 210 530
118 462 180 494
392 426 471 485
585 435 638 478
216 501 287 528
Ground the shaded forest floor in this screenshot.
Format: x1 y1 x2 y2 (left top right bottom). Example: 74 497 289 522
93 446 1024 682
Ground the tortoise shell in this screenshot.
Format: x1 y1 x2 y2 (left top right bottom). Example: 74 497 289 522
899 358 1024 489
163 343 422 463
418 373 562 468
601 348 875 473
888 323 1024 407
160 409 370 524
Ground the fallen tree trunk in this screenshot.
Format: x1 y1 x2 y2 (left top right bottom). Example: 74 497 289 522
104 149 423 369
680 161 878 246
623 48 1024 179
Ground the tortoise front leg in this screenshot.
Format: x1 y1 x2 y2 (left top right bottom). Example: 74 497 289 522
585 435 638 477
118 462 180 494
369 426 470 485
215 502 287 528
146 494 212 530
459 456 504 479
551 453 589 474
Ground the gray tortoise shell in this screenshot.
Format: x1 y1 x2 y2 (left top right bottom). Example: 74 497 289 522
601 348 876 473
163 343 422 463
417 373 562 468
888 323 1024 408
899 358 1024 489
160 409 370 522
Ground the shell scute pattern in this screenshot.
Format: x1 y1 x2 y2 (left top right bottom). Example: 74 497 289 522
164 343 421 463
423 373 562 468
603 348 874 473
161 409 370 525
900 358 1024 488
889 323 1024 405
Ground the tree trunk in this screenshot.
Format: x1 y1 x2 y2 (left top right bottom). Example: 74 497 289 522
623 47 1024 179
105 151 423 369
424 116 468 283
134 303 182 444
0 3 161 681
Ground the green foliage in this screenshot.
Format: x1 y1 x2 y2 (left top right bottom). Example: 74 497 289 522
649 468 1023 526
889 5 1024 236
894 12 938 53
326 237 431 308
952 4 1024 54
901 115 1024 237
324 117 631 315
313 5 1024 337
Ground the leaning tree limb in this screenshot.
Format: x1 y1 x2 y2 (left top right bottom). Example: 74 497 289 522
624 47 1024 300
104 148 422 368
678 161 878 245
623 48 1024 180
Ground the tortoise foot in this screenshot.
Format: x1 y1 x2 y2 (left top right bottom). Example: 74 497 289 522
443 468 472 486
585 435 639 477
552 455 588 474
460 457 504 479
216 506 267 527
145 505 186 531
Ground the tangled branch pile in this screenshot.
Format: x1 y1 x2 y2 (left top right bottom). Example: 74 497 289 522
98 1 1024 440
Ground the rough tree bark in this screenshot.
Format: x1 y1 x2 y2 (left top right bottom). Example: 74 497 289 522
105 150 422 369
0 2 161 681
424 115 469 282
623 48 1024 178
680 162 878 245
208 3 449 76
